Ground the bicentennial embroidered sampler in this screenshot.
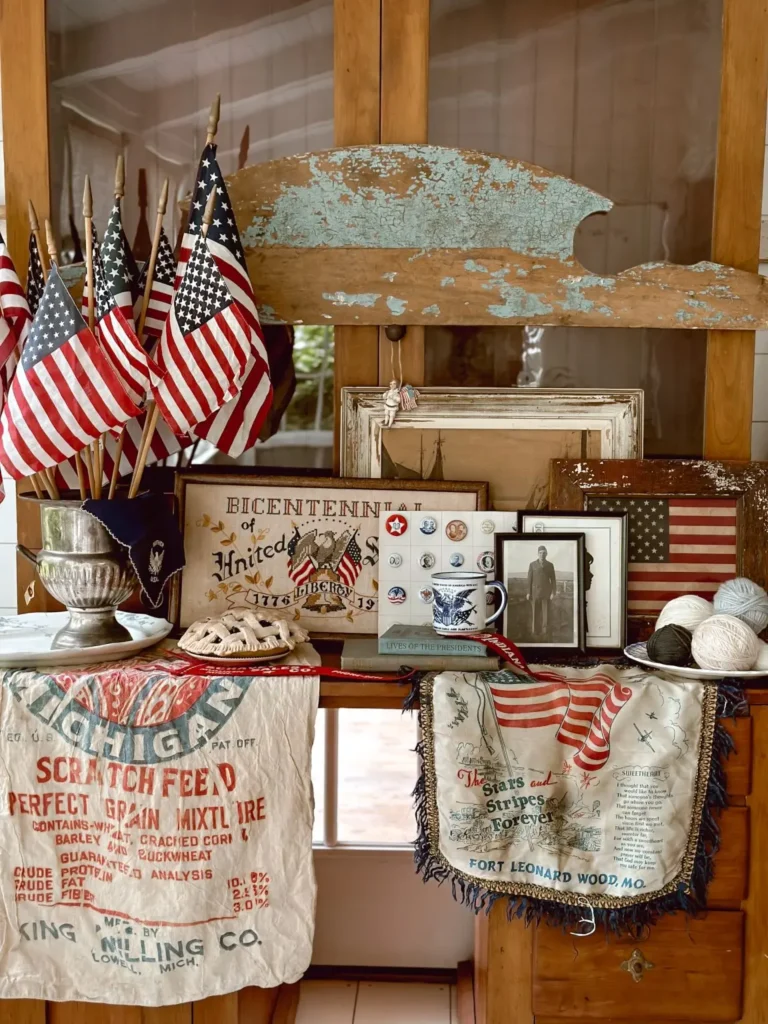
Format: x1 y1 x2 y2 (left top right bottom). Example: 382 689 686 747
415 663 738 930
0 651 319 1005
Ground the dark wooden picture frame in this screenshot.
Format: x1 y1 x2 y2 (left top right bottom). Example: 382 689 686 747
494 531 587 655
519 509 629 651
171 470 488 633
549 459 768 638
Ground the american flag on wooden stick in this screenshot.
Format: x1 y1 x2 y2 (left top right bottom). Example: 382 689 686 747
152 230 253 437
136 227 175 340
0 232 31 387
488 670 632 773
0 266 140 479
26 232 46 317
588 496 738 616
80 222 100 321
176 142 274 455
94 250 160 406
337 531 363 587
100 199 140 323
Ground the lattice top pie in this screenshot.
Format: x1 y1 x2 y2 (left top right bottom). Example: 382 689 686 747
178 609 309 658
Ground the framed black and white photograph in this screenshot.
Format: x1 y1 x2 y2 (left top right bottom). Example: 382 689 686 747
519 511 628 650
494 533 586 653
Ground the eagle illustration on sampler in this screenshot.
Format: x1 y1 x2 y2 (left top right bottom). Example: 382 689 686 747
287 524 364 614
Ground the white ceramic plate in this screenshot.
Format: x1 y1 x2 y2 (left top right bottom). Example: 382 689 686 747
624 641 768 680
178 647 293 666
0 611 173 668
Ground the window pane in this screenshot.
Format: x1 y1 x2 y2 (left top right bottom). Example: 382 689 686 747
311 708 326 845
427 0 723 457
336 710 418 845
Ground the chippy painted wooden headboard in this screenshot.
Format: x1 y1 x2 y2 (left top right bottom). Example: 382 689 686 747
223 144 768 329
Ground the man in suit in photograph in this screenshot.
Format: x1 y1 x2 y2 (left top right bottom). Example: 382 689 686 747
527 545 557 639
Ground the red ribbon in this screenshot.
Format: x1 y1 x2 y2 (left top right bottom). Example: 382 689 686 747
160 633 533 681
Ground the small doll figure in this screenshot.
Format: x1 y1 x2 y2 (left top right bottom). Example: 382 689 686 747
383 380 401 427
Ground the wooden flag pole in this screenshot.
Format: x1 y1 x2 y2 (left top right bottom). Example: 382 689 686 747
28 200 48 275
81 175 100 499
108 177 169 499
128 185 218 499
30 220 63 503
26 202 51 499
207 93 221 146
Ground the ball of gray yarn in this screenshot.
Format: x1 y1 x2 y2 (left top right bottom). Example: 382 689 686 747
647 624 693 667
714 577 768 633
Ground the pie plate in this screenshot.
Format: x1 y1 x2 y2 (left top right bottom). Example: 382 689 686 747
624 641 768 680
0 611 173 668
177 647 293 666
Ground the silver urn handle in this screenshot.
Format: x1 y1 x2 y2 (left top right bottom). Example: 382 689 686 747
16 545 39 567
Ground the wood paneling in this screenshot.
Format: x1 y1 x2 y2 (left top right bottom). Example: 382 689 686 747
271 982 300 1024
237 986 280 1022
456 960 474 1024
723 716 752 796
190 994 238 1024
707 806 749 907
332 0 381 471
705 0 768 459
533 911 744 1021
3 1003 46 1024
742 704 768 1022
0 0 50 269
49 1006 142 1024
143 1007 192 1024
379 0 429 387
474 903 533 1024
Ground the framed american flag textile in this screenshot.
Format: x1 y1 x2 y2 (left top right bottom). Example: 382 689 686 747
548 460 768 636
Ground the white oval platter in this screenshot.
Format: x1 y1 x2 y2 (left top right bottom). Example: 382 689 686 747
0 611 173 668
624 641 768 681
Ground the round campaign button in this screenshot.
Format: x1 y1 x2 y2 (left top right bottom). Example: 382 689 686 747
387 586 407 604
477 551 495 572
480 519 496 534
419 587 434 604
388 552 403 568
419 552 436 569
449 552 465 568
445 519 468 542
385 514 408 536
419 516 438 535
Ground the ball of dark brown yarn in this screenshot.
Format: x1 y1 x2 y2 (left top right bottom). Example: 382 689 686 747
647 623 692 666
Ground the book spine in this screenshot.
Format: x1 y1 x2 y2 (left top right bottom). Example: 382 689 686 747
378 639 486 655
342 657 500 672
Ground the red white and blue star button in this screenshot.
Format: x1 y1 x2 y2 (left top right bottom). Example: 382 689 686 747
385 514 408 536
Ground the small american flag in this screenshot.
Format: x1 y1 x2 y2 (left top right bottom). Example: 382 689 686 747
489 670 632 772
152 231 252 437
95 250 160 406
338 531 362 587
0 266 140 478
100 199 140 323
136 228 175 340
26 232 46 316
589 496 738 615
0 232 31 387
178 143 274 456
287 528 315 586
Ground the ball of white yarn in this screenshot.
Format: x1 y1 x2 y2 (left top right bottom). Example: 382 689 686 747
753 640 768 671
714 577 768 634
691 614 760 672
656 594 714 633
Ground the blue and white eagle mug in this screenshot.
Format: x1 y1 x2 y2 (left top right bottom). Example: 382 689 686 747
430 571 508 635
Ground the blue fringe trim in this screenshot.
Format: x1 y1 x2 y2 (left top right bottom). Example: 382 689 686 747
411 680 746 936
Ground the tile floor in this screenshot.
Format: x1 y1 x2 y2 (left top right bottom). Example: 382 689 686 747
296 980 458 1023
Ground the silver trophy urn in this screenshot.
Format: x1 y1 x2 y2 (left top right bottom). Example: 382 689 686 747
19 500 136 649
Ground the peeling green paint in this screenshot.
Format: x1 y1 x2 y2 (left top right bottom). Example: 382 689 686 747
382 271 397 282
323 291 381 307
386 296 407 316
422 304 440 315
465 259 488 273
240 144 611 259
440 276 455 287
675 310 694 323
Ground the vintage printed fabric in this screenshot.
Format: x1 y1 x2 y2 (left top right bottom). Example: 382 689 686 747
418 665 718 914
0 650 320 1005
